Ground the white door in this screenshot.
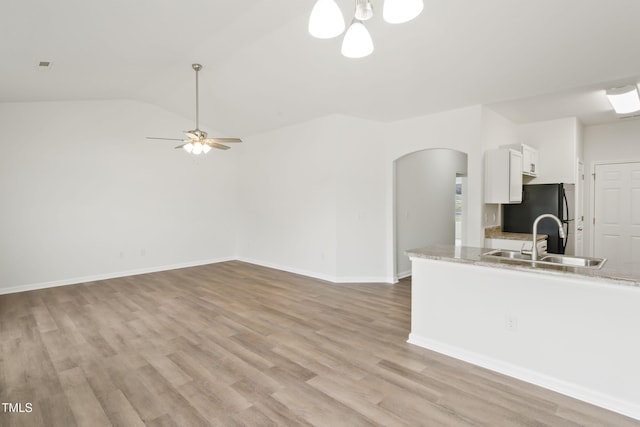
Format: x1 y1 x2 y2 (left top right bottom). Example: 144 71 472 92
593 162 640 264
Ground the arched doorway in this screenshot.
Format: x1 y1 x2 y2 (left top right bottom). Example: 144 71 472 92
394 149 468 279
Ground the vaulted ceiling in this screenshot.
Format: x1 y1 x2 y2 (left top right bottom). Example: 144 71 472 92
2 0 640 136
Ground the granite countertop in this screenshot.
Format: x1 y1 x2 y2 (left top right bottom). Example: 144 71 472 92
484 225 547 242
406 244 640 288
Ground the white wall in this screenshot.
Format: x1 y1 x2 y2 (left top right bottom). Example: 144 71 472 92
385 106 485 250
381 106 486 281
0 100 239 293
481 107 520 150
0 101 501 288
237 106 486 283
583 119 640 255
236 116 341 281
333 116 387 281
518 117 580 184
481 107 520 227
236 114 389 282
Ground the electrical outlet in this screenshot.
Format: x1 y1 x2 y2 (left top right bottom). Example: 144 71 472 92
505 315 518 332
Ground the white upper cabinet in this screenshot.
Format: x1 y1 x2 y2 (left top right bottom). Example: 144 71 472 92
484 148 523 204
503 143 538 177
521 144 538 176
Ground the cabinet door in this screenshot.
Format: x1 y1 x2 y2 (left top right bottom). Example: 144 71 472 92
522 145 538 176
484 148 523 204
509 150 523 202
529 149 538 175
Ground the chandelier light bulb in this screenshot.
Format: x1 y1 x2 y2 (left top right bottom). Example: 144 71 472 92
183 142 194 153
383 0 424 24
341 20 374 58
192 142 203 155
309 0 345 39
202 144 212 154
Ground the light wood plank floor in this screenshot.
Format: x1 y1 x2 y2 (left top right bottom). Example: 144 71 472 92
1 261 638 426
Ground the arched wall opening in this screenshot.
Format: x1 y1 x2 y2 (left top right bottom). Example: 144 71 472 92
394 148 468 279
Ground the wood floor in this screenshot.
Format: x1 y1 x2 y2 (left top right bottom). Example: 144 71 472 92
1 261 638 427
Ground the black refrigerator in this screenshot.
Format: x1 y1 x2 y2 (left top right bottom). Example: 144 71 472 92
502 183 574 254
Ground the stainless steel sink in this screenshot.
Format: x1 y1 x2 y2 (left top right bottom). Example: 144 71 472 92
539 254 607 269
481 249 607 269
481 249 532 261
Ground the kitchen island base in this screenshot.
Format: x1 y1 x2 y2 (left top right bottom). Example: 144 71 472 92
408 255 640 421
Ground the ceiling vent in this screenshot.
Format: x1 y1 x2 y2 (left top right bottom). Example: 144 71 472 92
36 61 53 70
619 114 640 120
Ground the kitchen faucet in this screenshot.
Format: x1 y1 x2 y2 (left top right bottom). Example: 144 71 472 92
531 214 566 261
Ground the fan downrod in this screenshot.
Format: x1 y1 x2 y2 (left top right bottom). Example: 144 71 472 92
146 62 242 153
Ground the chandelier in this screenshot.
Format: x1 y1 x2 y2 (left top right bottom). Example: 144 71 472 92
308 0 424 58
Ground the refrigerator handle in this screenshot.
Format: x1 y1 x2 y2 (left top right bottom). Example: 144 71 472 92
562 188 570 253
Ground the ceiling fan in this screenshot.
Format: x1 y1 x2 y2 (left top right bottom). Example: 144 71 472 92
147 63 242 154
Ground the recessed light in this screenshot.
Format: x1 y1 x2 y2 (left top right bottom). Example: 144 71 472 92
606 85 640 114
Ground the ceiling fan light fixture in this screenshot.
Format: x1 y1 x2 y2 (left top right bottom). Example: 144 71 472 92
309 0 345 39
383 0 424 24
147 63 242 153
606 85 640 114
341 20 374 58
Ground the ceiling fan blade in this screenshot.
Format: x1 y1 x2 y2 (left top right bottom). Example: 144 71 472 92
147 137 186 141
184 131 198 139
205 137 242 143
152 65 239 154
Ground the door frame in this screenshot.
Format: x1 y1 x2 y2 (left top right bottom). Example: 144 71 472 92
574 159 584 256
589 159 640 257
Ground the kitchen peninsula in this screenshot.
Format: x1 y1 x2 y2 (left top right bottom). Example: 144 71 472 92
407 245 640 421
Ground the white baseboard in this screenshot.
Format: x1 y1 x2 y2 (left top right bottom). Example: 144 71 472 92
236 257 337 282
1 256 395 296
0 257 235 296
333 276 394 284
390 270 411 283
407 333 640 422
235 257 391 284
396 270 412 279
